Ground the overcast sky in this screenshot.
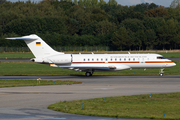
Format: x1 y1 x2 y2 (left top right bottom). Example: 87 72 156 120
8 0 174 7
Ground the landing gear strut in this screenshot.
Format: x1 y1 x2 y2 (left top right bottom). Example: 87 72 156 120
159 68 164 76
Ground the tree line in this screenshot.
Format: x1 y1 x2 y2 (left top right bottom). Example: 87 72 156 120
1 0 180 50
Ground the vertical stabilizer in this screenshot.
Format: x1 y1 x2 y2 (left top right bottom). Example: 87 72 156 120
6 34 64 58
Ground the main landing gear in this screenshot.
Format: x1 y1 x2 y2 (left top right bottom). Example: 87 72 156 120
85 71 93 77
159 68 164 76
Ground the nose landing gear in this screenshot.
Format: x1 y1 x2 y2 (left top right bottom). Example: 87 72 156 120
159 68 164 76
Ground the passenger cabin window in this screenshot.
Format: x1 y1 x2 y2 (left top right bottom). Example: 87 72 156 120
92 59 94 61
133 58 135 61
157 57 166 59
129 58 130 61
115 59 117 61
111 59 112 61
101 58 103 61
88 59 90 61
124 58 126 61
106 59 108 61
119 58 121 61
84 59 85 61
97 59 99 61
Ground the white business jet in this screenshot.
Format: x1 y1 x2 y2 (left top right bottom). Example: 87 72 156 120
6 34 176 76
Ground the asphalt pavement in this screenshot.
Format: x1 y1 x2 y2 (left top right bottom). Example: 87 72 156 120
0 75 180 120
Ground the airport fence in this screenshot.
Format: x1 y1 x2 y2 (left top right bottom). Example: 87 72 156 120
0 46 110 52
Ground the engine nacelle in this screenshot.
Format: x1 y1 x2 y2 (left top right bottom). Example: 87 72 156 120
31 58 44 63
115 65 130 71
47 54 72 64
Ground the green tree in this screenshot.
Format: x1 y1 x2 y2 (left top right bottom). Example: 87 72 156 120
170 0 180 8
67 8 91 35
133 4 145 14
83 0 92 8
0 0 6 4
145 29 157 49
66 0 72 2
78 0 84 8
157 19 178 50
111 27 132 50
91 0 98 7
99 0 106 6
74 0 78 5
173 31 180 49
148 3 159 9
90 8 108 22
0 11 19 32
108 0 117 6
82 20 116 36
4 17 67 35
134 30 146 50
95 21 116 36
145 6 169 17
143 17 163 32
120 19 145 33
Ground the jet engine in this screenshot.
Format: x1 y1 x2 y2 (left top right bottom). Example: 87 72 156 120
47 54 72 64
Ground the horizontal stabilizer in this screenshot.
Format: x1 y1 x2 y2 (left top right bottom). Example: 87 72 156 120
6 34 39 40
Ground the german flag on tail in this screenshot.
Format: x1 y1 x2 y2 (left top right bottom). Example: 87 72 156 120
36 42 41 45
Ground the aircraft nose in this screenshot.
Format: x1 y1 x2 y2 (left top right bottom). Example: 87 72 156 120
166 62 176 67
172 62 176 67
169 62 176 67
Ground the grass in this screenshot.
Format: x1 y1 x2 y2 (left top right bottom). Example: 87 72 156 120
48 92 180 119
0 80 82 88
0 52 180 58
0 62 83 76
0 52 34 58
0 61 179 76
158 52 180 58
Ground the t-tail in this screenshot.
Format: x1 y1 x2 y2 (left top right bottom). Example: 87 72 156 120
6 34 65 64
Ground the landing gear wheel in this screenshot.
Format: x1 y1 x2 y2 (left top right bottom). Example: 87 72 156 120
160 73 163 76
159 68 164 77
85 72 92 77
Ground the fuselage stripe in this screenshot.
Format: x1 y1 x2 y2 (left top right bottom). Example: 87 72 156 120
71 62 174 64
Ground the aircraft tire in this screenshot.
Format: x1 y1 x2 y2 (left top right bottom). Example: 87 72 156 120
85 72 91 77
160 73 163 76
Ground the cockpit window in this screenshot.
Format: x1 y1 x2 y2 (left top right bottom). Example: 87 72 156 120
157 57 166 59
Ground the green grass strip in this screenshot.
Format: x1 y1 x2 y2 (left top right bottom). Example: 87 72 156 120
0 61 179 76
0 80 82 88
48 92 180 119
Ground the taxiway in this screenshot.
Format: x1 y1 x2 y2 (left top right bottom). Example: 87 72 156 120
0 75 180 120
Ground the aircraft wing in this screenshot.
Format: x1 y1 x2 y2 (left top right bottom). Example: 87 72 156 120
60 64 130 71
60 66 115 70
